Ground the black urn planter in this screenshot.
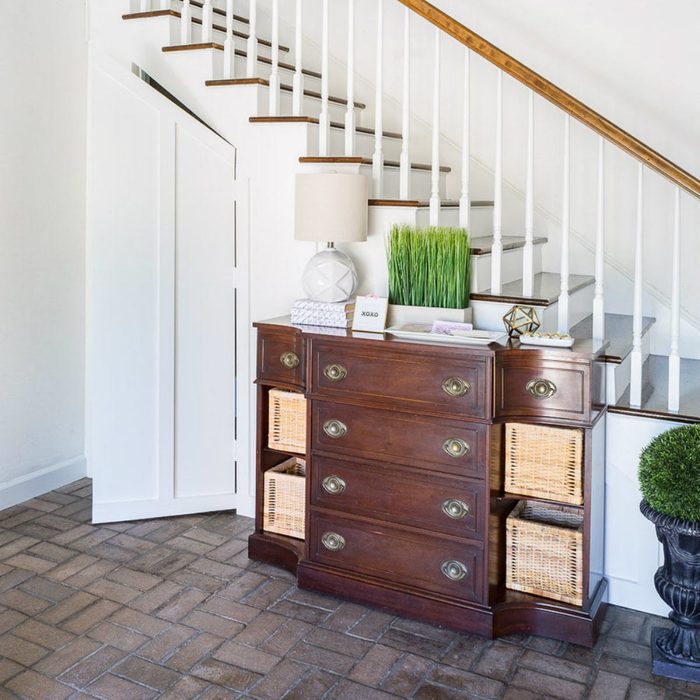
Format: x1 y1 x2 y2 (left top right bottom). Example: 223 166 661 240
641 500 700 682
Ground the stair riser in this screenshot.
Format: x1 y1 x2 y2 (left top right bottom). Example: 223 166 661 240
470 282 595 334
226 55 322 91
470 245 544 293
277 90 354 126
328 130 403 162
297 162 447 202
415 206 492 237
607 331 653 404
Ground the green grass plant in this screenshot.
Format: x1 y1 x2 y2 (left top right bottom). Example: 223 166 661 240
386 225 471 309
639 425 700 522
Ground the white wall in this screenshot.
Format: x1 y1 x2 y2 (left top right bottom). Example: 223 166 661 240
0 2 88 505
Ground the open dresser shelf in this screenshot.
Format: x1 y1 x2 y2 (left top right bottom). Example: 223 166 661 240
250 317 608 647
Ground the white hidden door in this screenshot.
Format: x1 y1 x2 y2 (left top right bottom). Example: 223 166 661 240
87 56 248 523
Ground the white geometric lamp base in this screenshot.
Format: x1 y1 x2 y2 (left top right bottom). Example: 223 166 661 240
302 248 358 303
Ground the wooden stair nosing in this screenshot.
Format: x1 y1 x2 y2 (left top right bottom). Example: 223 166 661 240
299 157 450 174
249 117 402 140
369 199 497 212
571 313 656 364
188 0 249 25
206 79 366 109
125 10 289 52
470 272 595 307
416 199 493 209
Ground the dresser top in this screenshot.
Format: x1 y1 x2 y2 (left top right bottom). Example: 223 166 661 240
254 317 608 361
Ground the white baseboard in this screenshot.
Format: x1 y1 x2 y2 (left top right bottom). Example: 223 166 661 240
0 456 87 511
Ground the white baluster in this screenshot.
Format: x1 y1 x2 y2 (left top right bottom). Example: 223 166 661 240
223 0 235 80
160 0 168 10
630 163 644 408
268 0 280 116
592 137 606 341
246 0 257 78
458 50 470 230
429 28 441 225
372 0 384 198
292 0 304 116
180 0 192 44
141 0 150 12
319 0 330 156
399 7 411 200
557 114 571 333
522 90 535 297
202 0 213 43
668 187 681 412
345 0 356 156
490 70 503 291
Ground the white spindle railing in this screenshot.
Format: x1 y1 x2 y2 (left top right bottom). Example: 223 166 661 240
372 1 385 198
592 137 606 341
292 0 304 116
522 90 535 297
180 0 192 44
557 114 571 334
141 0 150 12
490 70 503 291
268 0 280 116
319 0 330 156
223 0 235 80
630 164 645 408
458 50 470 230
202 0 213 43
399 7 411 200
668 187 681 412
345 0 356 156
429 28 441 225
246 0 257 78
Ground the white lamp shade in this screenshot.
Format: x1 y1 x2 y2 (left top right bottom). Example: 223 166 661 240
295 173 369 243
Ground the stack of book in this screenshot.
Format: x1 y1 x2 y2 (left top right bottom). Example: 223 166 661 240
290 299 355 328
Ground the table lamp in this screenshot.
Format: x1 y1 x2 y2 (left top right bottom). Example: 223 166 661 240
295 173 368 303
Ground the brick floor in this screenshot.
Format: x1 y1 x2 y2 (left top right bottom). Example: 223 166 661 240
0 479 691 699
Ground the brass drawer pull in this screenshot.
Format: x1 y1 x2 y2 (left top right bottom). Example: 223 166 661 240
442 499 470 519
324 363 348 383
321 532 346 551
442 377 471 398
323 420 348 439
322 475 347 495
280 351 300 369
526 378 557 400
441 560 468 582
442 438 470 458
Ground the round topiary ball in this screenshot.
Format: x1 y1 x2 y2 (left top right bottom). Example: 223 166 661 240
639 425 700 523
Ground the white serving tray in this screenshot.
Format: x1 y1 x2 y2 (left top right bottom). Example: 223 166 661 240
386 324 508 346
519 333 575 348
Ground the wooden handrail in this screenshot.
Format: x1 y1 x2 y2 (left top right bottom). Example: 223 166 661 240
397 0 700 199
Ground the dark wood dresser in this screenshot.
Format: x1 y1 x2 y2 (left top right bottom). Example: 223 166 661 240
250 318 607 647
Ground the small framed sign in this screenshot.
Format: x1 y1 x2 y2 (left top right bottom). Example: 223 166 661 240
352 295 388 333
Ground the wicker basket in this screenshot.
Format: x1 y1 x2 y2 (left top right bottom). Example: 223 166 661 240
505 423 584 505
506 499 584 606
268 389 307 454
263 457 306 539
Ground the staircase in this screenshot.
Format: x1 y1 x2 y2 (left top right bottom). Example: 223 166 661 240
100 0 699 423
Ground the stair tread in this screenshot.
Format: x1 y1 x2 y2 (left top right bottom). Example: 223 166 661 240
189 0 249 25
299 156 450 173
469 235 548 255
610 354 700 424
369 199 494 208
250 117 401 140
125 10 289 51
470 272 594 306
206 79 366 109
571 313 656 363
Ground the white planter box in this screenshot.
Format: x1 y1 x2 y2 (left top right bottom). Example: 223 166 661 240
386 304 473 328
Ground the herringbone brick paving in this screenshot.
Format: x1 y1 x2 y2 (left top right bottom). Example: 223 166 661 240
0 479 692 699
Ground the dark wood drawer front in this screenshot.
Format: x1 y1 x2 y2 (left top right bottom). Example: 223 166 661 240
312 401 488 478
258 330 305 388
312 456 485 541
311 341 490 418
495 356 590 422
310 511 485 603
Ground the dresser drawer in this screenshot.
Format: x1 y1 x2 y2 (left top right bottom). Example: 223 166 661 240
312 401 488 478
310 340 490 418
258 329 305 389
312 456 486 541
495 355 591 423
310 511 485 603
